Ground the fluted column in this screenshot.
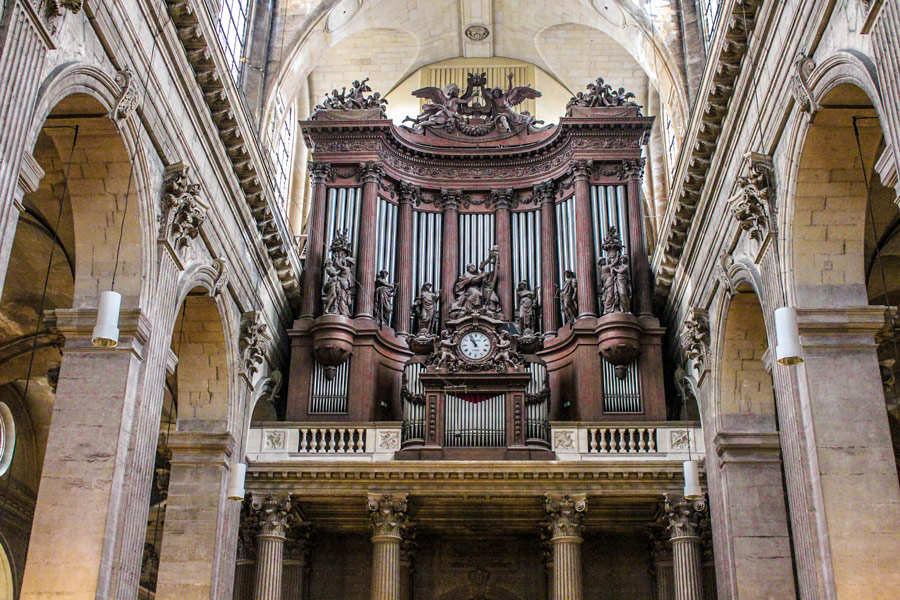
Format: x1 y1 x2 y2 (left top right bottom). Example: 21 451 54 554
569 161 598 318
440 191 461 325
282 523 311 600
355 162 384 318
545 493 587 600
368 493 409 600
301 163 333 318
492 189 514 320
664 497 707 600
648 526 674 600
622 159 653 317
537 182 560 335
394 184 417 333
253 496 293 600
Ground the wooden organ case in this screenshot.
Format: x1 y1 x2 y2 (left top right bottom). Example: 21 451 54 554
286 75 667 459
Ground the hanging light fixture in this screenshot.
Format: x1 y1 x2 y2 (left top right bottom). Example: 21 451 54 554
774 306 803 365
92 290 122 347
226 461 247 501
683 459 703 500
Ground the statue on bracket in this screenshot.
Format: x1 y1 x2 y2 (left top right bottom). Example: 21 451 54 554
449 246 502 321
413 283 440 335
559 270 578 326
404 72 547 137
598 227 632 315
321 229 355 317
374 270 398 327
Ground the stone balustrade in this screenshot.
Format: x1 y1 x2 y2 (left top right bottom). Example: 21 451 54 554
246 422 403 462
550 422 704 461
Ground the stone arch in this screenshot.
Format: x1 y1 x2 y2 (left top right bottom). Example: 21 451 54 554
0 534 15 600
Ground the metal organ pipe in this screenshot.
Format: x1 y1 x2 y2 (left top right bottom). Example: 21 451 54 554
310 360 350 414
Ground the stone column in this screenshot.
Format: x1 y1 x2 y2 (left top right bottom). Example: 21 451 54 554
282 523 311 600
355 162 384 319
154 432 236 600
664 497 706 600
19 309 149 598
394 184 416 333
537 182 560 335
398 526 416 600
234 501 258 600
545 493 587 600
440 191 460 325
251 495 293 600
569 161 598 318
493 189 514 320
368 493 409 600
648 525 674 600
622 159 653 317
301 163 332 318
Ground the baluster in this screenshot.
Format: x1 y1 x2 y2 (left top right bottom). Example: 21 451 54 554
358 428 366 452
599 429 609 453
615 429 623 453
327 428 336 452
299 429 309 452
308 429 318 452
637 428 646 452
648 428 657 452
589 428 598 453
337 429 346 452
628 428 637 453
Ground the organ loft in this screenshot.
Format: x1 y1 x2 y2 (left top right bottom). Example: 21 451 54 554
241 74 709 600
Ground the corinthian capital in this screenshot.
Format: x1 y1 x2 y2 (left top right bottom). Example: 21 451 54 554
359 161 385 184
308 162 334 184
663 495 708 540
251 495 293 538
367 493 409 539
567 160 594 181
545 493 587 539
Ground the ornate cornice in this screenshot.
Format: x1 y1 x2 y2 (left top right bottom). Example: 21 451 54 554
545 493 587 539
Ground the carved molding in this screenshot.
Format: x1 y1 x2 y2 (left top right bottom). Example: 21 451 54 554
790 52 818 116
239 311 270 378
716 253 736 297
680 308 710 375
367 493 409 539
544 493 587 539
159 164 207 253
112 69 140 122
210 257 228 297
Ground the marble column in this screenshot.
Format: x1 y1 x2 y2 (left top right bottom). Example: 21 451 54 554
648 525 674 600
622 159 653 317
664 497 707 600
440 191 460 325
394 184 417 333
545 493 587 600
569 161 598 318
355 162 384 319
282 522 311 600
536 182 560 336
492 188 514 320
368 493 410 600
301 163 333 318
252 495 293 600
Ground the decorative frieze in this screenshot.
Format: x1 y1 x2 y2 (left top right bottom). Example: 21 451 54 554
240 312 270 378
159 164 207 253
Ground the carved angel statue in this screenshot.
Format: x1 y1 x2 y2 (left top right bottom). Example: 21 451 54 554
559 269 578 326
321 230 355 317
516 280 538 335
598 227 632 315
495 331 518 370
483 73 543 132
435 330 457 369
403 82 475 133
566 76 643 116
413 283 440 335
374 270 398 327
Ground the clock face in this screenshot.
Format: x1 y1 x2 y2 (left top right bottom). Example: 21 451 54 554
459 331 491 360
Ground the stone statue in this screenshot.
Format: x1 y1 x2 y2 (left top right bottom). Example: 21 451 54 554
413 283 440 335
449 246 501 320
516 280 537 334
598 227 632 315
373 270 398 327
559 269 578 326
321 229 355 317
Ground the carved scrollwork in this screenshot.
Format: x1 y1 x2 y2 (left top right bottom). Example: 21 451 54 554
358 161 385 184
159 164 207 252
308 162 335 183
728 154 774 241
367 493 409 538
617 158 646 181
240 311 270 378
790 52 818 116
251 495 293 538
545 493 587 539
399 182 423 206
663 495 708 540
532 181 557 205
680 308 710 374
113 69 140 122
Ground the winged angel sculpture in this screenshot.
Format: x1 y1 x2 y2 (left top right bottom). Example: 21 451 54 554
403 72 547 136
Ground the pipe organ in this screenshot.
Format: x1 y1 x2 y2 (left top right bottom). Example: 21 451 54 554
287 73 667 456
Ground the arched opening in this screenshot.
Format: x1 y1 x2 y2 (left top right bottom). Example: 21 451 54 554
711 289 796 598
0 92 145 596
0 539 14 600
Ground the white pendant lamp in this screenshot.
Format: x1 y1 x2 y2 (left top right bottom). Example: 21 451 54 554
774 306 803 365
226 462 247 501
91 290 121 347
683 459 703 500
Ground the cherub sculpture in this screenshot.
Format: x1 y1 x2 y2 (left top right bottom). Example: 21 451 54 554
403 83 474 133
483 73 543 132
495 331 518 370
435 330 457 370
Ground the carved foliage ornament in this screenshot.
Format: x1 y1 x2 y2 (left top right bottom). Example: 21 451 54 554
790 52 818 115
367 494 409 538
680 308 710 372
308 162 335 183
664 496 708 540
728 154 774 241
251 495 293 538
113 69 140 122
240 311 270 378
45 0 83 17
159 164 207 251
545 494 587 539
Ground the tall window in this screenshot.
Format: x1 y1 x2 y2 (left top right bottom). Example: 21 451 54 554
663 109 679 179
217 0 252 80
270 98 296 209
699 0 722 47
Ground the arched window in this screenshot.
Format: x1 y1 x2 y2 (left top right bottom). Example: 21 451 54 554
699 0 722 47
270 99 296 210
216 0 253 80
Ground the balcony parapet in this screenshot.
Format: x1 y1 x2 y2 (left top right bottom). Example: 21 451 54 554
247 422 403 462
550 422 704 461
